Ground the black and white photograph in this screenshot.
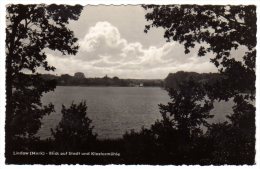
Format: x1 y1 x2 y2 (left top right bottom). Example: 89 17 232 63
1 0 259 166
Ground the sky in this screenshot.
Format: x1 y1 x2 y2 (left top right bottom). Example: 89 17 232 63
42 5 246 79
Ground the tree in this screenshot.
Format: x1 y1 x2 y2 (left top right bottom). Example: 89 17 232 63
143 5 256 97
206 94 255 164
5 4 83 158
51 102 97 151
59 74 73 84
164 71 200 89
164 71 223 90
143 5 256 164
122 79 214 164
74 72 86 79
159 79 214 138
155 79 214 163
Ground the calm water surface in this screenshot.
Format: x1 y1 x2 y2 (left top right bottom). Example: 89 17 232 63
39 86 233 139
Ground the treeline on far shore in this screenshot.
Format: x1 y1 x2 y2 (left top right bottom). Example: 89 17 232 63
40 71 225 88
41 73 164 87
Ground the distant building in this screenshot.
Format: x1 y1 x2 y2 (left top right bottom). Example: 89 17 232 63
74 72 85 79
103 74 109 79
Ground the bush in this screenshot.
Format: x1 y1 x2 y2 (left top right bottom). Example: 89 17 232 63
51 101 97 151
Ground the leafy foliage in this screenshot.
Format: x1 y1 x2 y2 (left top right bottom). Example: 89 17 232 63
143 4 256 164
153 80 214 163
143 5 256 97
164 71 222 91
122 79 214 164
6 4 83 74
159 79 214 138
6 4 256 165
51 102 97 151
5 4 83 159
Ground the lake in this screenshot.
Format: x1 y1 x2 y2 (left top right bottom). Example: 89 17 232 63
38 86 234 139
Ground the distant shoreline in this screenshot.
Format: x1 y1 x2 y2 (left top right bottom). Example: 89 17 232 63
56 85 164 88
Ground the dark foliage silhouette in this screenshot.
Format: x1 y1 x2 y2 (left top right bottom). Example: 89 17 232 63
5 4 256 165
158 79 214 139
164 71 223 90
143 5 256 164
123 79 214 164
206 95 255 164
41 73 163 87
143 5 255 96
51 102 97 151
5 4 83 163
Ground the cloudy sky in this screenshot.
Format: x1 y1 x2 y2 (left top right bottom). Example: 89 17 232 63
43 5 245 79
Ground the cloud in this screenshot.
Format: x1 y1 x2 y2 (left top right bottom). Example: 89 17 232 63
92 59 120 68
77 22 126 62
45 21 217 79
80 22 124 51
